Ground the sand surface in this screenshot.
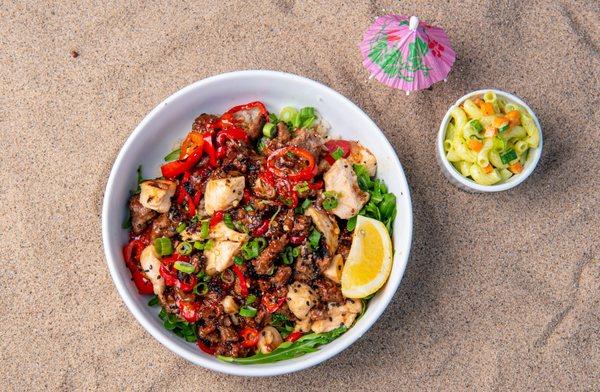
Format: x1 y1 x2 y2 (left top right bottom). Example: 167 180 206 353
1 0 599 390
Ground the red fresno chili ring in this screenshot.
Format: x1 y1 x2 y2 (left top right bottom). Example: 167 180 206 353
266 146 316 182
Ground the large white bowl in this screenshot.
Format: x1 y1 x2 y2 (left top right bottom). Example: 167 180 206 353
436 89 543 192
102 70 413 376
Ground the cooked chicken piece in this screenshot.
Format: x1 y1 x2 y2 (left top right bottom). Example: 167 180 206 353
311 299 362 333
305 206 339 255
140 245 165 300
286 281 318 320
129 195 156 234
294 318 312 333
139 179 177 213
257 326 283 354
233 107 265 140
221 296 239 314
204 176 245 214
323 254 343 284
209 222 249 243
204 240 243 275
347 142 377 177
323 158 369 219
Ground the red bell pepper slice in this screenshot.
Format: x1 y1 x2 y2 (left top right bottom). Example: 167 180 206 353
262 294 286 313
123 239 154 295
285 331 303 342
251 220 270 237
232 265 248 297
178 300 201 323
161 147 204 178
240 327 260 348
266 147 316 182
202 132 218 166
324 140 351 165
197 340 216 355
224 101 268 119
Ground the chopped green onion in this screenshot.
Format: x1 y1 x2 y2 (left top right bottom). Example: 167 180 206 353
299 107 315 119
174 261 195 274
246 294 257 305
301 116 315 128
493 136 506 151
164 148 181 162
193 282 209 295
233 256 244 266
331 146 345 160
353 164 372 191
378 193 396 220
295 199 312 214
239 305 257 318
220 269 235 284
269 113 279 124
204 239 214 250
244 204 254 212
346 216 357 231
281 246 295 265
223 213 234 229
308 229 321 249
263 122 277 138
199 220 210 239
153 237 173 256
322 191 339 211
241 237 267 260
292 246 301 258
176 222 187 233
469 119 483 132
279 107 298 123
498 123 509 133
176 241 193 255
147 295 159 307
500 149 518 164
257 136 268 153
295 182 309 193
196 270 210 281
193 241 204 250
256 237 267 250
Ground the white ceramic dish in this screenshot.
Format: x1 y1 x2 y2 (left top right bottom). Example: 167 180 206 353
102 70 413 376
436 89 543 192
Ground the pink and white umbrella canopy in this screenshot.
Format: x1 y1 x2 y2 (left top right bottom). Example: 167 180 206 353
360 15 456 94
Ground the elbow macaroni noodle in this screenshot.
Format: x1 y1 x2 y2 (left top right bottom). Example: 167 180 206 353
443 92 540 185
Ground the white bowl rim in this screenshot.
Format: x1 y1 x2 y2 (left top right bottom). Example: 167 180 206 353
102 70 413 376
436 89 543 192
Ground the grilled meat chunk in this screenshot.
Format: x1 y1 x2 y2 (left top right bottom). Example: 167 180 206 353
253 236 289 275
323 158 369 219
314 278 344 303
151 213 178 239
204 176 245 214
129 195 156 234
287 128 325 158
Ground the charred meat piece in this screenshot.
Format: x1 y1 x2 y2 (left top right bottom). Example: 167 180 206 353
252 236 289 275
150 213 178 239
129 194 156 234
294 245 317 283
314 278 344 303
287 128 325 158
192 113 218 132
270 266 292 287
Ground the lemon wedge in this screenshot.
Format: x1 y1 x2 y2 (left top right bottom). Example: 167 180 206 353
341 215 393 298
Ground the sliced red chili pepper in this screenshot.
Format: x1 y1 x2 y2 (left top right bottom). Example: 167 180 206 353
217 127 249 144
159 264 178 287
209 211 224 228
177 274 197 293
289 235 306 245
307 180 324 190
324 140 351 165
262 294 286 313
197 340 216 355
285 331 303 342
178 300 201 323
161 253 190 265
252 220 270 237
180 131 204 160
161 147 204 178
192 189 202 206
225 101 268 119
184 192 196 218
242 188 252 204
202 132 218 167
232 265 248 297
216 145 227 159
266 147 316 182
240 327 260 348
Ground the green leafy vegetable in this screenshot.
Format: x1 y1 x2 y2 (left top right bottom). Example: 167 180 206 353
158 308 197 342
331 146 344 160
164 148 181 162
147 295 159 307
239 305 257 317
352 164 397 233
217 327 347 364
122 213 132 229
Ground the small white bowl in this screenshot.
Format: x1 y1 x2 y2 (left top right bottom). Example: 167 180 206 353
436 89 543 192
102 70 413 376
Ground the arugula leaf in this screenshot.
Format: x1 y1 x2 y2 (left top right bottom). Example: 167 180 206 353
217 326 347 364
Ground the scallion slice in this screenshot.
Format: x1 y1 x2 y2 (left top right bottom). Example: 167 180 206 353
263 122 277 138
322 191 339 211
279 107 298 123
498 123 509 133
193 282 209 295
223 213 234 229
469 119 483 132
176 241 193 256
239 305 257 318
199 220 210 239
246 294 257 305
308 229 321 249
233 256 244 266
331 146 345 160
176 222 187 233
153 237 173 256
174 261 195 274
193 241 204 250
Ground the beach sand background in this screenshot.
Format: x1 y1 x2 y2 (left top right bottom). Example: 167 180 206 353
1 0 598 390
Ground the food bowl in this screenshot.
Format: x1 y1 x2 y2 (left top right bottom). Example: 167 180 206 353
102 70 413 376
436 89 543 192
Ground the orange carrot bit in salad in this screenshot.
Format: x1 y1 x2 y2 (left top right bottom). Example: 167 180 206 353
473 97 484 107
482 164 494 174
492 116 508 128
509 162 523 174
484 127 498 138
467 139 484 152
506 110 521 126
481 102 494 115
